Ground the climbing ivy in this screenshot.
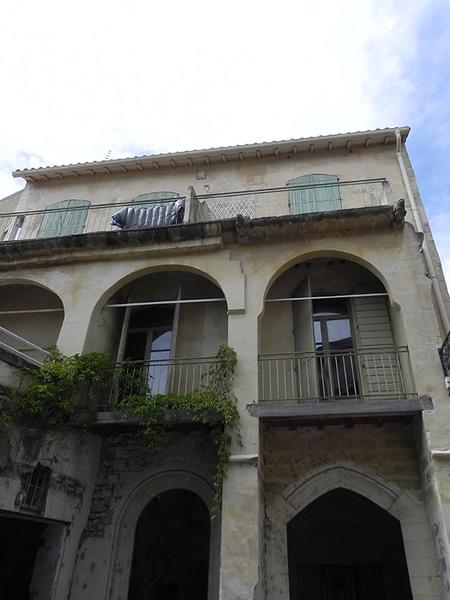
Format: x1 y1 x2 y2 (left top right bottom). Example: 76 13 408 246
3 349 113 428
117 345 240 514
3 345 239 514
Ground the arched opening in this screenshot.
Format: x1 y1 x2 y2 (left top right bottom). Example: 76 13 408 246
0 283 64 363
259 257 414 403
88 269 228 410
287 488 413 599
128 489 211 600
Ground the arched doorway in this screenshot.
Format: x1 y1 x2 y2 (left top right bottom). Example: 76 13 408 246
287 488 413 599
128 489 211 600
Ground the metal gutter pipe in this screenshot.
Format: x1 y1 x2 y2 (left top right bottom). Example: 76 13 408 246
395 129 450 333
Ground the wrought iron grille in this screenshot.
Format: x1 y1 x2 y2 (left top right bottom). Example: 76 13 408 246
205 197 256 220
17 463 51 514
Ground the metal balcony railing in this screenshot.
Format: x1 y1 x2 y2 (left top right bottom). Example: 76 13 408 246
0 325 51 366
0 196 186 242
96 356 218 412
258 347 415 403
201 178 388 220
0 179 389 243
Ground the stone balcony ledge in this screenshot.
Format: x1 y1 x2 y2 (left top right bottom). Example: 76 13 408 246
0 203 405 270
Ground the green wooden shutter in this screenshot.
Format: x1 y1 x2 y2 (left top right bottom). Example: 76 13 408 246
37 199 90 238
288 174 341 214
352 296 402 397
132 191 179 206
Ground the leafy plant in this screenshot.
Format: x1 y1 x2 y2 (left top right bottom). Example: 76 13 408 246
3 345 239 515
4 349 113 427
116 345 240 514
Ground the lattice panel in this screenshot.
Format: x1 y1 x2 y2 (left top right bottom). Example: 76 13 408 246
206 197 256 220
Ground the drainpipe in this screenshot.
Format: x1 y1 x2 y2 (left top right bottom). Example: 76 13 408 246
395 129 450 333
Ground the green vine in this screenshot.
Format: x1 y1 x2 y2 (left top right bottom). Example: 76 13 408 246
3 345 239 515
2 349 113 428
117 345 239 514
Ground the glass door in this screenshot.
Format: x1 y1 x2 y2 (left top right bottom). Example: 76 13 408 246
147 329 173 394
123 306 175 396
313 299 358 398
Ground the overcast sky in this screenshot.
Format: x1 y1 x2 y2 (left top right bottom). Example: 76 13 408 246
0 0 449 281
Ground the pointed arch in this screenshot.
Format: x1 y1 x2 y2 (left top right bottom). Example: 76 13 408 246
266 463 441 599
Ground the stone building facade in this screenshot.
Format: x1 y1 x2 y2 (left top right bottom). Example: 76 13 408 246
0 126 449 599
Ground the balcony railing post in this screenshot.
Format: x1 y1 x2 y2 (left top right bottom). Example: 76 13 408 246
0 179 391 243
258 347 414 403
97 356 218 412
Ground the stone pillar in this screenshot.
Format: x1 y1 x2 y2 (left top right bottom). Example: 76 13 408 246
56 293 98 356
219 311 262 600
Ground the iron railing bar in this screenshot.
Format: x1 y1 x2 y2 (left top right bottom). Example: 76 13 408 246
0 179 386 221
0 326 52 356
258 347 413 403
0 197 187 219
197 178 387 200
266 293 388 303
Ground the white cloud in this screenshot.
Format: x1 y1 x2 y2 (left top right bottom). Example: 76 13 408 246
0 0 409 180
0 0 448 285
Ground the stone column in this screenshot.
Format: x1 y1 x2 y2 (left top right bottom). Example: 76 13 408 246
56 293 98 356
219 311 262 600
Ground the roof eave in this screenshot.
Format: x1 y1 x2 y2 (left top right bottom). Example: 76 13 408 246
12 126 410 182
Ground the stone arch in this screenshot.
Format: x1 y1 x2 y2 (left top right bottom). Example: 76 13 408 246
105 469 220 600
266 462 441 599
95 263 228 314
82 262 233 356
0 276 66 312
0 278 65 357
261 249 392 310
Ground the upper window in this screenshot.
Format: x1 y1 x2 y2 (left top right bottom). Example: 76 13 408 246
37 199 90 238
288 174 342 214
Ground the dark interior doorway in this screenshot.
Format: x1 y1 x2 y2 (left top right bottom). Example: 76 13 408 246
287 488 413 600
128 489 211 600
0 513 48 599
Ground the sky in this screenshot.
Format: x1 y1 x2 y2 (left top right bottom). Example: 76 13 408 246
0 0 449 281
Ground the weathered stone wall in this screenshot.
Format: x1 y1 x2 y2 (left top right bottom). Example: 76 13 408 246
0 428 101 599
69 429 219 600
263 422 443 599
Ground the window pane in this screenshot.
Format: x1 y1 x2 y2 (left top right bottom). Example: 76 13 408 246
151 330 172 352
313 321 323 349
326 319 352 350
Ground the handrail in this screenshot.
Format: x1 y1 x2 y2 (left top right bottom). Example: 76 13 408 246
0 178 386 220
97 356 219 411
197 178 387 200
0 326 52 356
0 195 186 219
258 346 415 403
0 178 390 241
259 345 410 358
0 340 44 367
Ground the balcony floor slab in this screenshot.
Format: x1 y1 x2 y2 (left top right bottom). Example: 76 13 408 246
247 396 432 425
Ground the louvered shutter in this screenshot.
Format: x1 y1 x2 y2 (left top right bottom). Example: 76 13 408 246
352 296 403 397
288 174 341 214
37 199 90 238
